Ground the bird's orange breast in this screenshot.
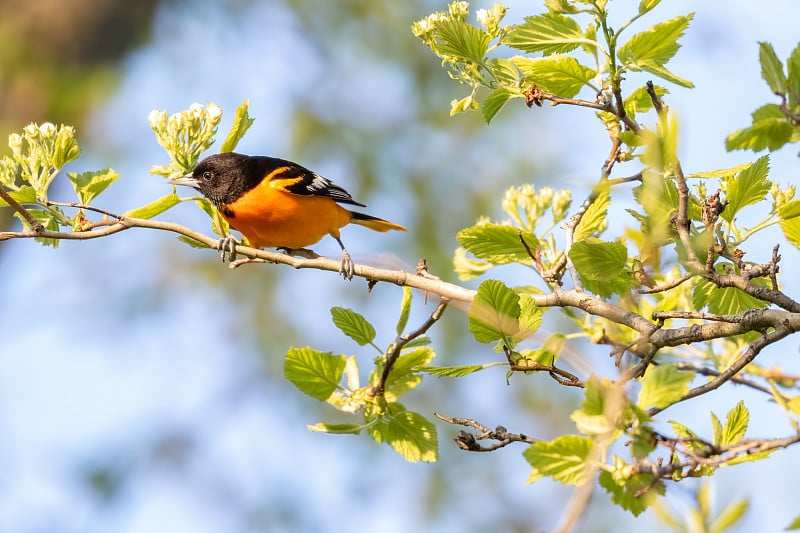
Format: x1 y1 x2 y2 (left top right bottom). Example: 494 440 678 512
220 178 353 249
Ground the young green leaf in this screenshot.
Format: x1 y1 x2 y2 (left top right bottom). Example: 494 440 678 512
523 435 594 485
617 15 693 68
634 60 694 88
720 155 770 222
758 42 787 94
422 363 500 378
786 514 800 530
486 57 520 85
382 347 436 401
67 168 120 206
284 347 346 401
725 113 793 153
638 0 662 13
457 223 536 265
788 43 800 105
570 376 629 436
17 208 61 248
307 422 364 435
220 100 255 153
518 295 543 339
599 471 664 517
330 307 376 346
482 87 514 124
469 279 521 343
514 55 595 98
396 286 412 335
123 192 180 219
434 18 491 64
709 499 749 533
568 239 627 282
623 85 669 118
369 403 438 463
719 400 749 446
637 364 693 410
779 201 800 249
502 13 586 56
573 189 610 241
692 276 768 314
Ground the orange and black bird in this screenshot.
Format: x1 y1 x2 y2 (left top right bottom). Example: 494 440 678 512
169 152 406 279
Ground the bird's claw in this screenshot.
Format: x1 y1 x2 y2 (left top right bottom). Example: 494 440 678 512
217 235 238 262
340 249 354 281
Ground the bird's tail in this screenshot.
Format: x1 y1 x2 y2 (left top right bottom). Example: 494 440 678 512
350 211 406 232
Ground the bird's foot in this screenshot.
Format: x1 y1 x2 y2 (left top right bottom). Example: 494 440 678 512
340 249 354 281
217 235 238 262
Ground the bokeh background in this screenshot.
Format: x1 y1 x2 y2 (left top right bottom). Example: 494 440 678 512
1 1 799 532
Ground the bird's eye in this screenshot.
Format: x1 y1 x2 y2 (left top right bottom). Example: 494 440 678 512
202 171 213 181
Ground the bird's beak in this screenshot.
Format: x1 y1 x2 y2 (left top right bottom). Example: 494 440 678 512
167 173 200 188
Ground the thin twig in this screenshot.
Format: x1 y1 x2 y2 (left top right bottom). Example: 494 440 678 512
371 300 448 397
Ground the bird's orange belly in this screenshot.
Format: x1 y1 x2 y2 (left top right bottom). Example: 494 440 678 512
220 186 352 249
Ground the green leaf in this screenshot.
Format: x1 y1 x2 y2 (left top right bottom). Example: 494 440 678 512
786 514 800 530
623 85 669 118
514 55 595 98
369 403 438 463
719 400 749 446
638 0 662 13
16 208 61 248
482 87 514 124
725 118 793 152
469 279 521 343
788 43 800 105
220 100 255 153
637 364 693 410
670 420 707 453
434 18 491 63
599 471 664 516
571 376 628 435
688 162 753 180
67 168 120 206
123 192 180 219
194 197 230 238
635 61 694 88
573 189 610 241
284 347 346 401
0 185 37 207
486 57 520 85
618 15 693 68
330 307 376 346
383 347 436 401
395 286 412 335
518 295 543 339
453 247 494 280
710 499 749 533
759 42 788 94
523 435 594 485
692 275 768 314
422 363 499 378
780 208 800 249
502 13 586 56
307 422 364 435
457 223 536 265
721 155 770 222
569 239 627 281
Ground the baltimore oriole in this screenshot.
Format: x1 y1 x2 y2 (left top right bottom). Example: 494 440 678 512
169 152 406 279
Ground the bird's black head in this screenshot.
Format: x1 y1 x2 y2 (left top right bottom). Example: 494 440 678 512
171 152 259 207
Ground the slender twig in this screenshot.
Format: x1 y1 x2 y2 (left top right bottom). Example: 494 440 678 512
371 300 448 397
434 413 537 451
0 186 44 231
648 325 794 416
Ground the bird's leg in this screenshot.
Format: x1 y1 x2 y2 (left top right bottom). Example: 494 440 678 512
334 237 355 280
217 234 238 262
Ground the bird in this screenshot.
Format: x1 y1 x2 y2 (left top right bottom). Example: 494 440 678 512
168 152 405 279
